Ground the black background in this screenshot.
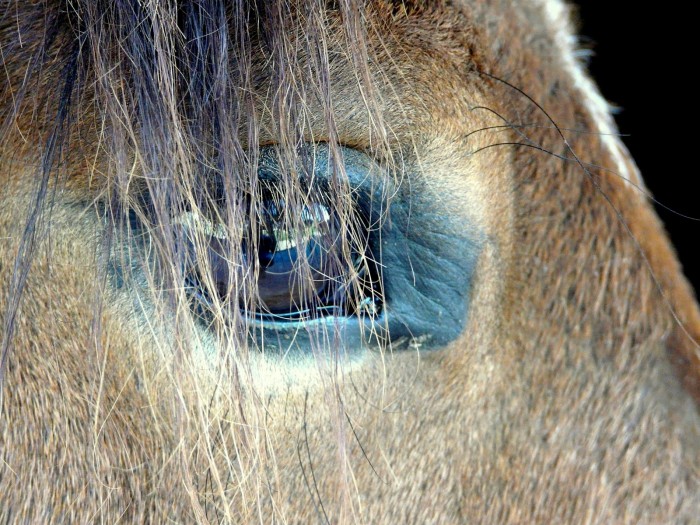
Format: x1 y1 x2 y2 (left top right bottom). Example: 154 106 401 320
575 3 698 294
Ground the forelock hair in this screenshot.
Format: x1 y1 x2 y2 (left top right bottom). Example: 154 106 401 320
1 1 392 515
1 0 394 351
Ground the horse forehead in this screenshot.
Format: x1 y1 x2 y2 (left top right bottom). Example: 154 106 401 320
357 0 643 187
478 0 643 187
265 0 643 190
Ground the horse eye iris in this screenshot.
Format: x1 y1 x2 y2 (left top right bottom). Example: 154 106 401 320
249 200 341 315
179 195 381 323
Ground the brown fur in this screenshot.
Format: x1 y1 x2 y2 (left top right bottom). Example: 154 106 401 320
1 0 699 522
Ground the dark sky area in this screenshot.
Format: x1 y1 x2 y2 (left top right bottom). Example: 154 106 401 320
574 3 698 294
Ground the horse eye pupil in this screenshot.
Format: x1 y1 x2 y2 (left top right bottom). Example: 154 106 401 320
257 231 276 267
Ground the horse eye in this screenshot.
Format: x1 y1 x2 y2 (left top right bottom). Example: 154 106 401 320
175 188 382 324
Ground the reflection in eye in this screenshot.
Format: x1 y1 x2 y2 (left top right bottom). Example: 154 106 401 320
174 185 383 324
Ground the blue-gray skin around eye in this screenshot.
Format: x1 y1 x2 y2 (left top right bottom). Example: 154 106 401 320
257 144 483 353
381 184 482 348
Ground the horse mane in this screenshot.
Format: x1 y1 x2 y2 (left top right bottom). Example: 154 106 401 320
1 0 398 367
1 4 401 516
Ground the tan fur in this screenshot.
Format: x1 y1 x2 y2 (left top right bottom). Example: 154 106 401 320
1 1 699 523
